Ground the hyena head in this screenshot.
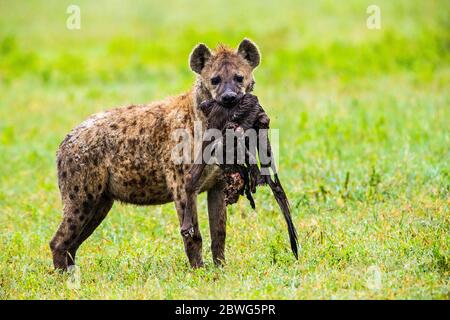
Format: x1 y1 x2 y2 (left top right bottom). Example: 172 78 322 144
190 39 260 107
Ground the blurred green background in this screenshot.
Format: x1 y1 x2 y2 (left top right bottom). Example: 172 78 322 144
0 0 448 299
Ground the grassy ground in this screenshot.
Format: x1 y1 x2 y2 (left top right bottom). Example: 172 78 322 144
0 0 448 299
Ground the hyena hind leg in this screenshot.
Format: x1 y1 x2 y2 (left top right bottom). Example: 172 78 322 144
49 195 113 271
67 195 114 266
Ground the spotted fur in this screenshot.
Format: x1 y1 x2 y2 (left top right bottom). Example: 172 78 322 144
50 39 261 270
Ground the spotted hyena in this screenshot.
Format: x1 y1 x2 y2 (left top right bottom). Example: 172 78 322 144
49 39 261 270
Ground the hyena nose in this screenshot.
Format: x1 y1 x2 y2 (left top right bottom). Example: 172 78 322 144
221 91 238 106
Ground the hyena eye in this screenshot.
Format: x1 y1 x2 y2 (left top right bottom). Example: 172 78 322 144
235 75 244 83
211 76 221 85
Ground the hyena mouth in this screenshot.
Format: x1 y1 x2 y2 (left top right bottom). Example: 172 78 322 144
220 92 244 108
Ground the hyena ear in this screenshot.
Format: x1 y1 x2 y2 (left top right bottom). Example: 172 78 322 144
237 39 260 69
189 43 212 74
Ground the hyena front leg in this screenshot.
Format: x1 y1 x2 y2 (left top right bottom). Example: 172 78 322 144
182 162 206 236
167 166 203 268
207 180 227 266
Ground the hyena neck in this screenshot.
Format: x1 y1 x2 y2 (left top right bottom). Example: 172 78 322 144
192 77 212 124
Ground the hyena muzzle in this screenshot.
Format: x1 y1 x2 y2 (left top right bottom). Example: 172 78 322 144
49 39 261 270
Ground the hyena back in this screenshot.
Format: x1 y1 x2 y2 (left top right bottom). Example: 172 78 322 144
50 39 261 270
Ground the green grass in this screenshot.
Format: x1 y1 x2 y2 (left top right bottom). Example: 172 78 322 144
0 0 448 299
